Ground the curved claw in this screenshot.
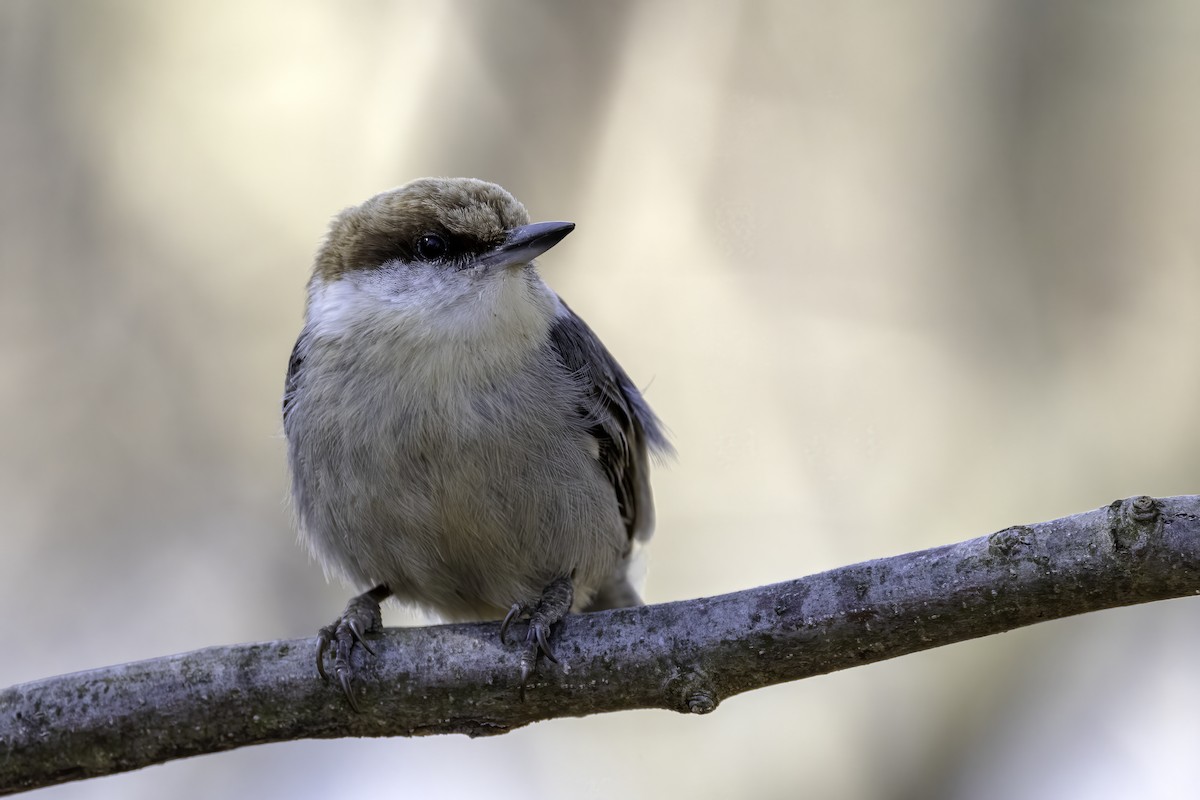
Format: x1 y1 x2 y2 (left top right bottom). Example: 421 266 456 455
313 585 390 710
519 659 534 686
316 626 334 682
517 620 558 687
505 577 574 686
347 619 377 656
338 668 360 713
534 622 558 664
500 603 523 644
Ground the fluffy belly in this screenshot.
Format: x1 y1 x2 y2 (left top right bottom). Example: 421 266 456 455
290 388 627 620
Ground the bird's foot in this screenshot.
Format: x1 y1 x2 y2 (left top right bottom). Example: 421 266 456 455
316 584 390 711
500 576 574 685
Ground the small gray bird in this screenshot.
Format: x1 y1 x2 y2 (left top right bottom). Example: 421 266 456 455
284 178 670 707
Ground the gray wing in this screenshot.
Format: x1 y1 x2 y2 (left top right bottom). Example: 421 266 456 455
282 328 309 424
547 302 672 542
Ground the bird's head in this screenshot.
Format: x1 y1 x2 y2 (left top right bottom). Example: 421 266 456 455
304 178 574 350
313 178 574 282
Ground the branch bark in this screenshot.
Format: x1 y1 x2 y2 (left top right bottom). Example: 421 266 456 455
3 494 1199 794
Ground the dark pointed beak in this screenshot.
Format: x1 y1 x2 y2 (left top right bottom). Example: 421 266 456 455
477 221 575 269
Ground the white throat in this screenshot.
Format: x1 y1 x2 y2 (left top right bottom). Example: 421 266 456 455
305 263 559 386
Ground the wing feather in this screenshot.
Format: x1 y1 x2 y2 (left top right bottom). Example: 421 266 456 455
547 303 671 541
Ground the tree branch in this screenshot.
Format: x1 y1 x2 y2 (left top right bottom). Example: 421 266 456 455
4 495 1199 794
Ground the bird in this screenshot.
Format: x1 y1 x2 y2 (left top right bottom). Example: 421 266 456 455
283 177 670 708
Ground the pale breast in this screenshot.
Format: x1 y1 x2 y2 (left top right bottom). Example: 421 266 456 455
286 271 627 618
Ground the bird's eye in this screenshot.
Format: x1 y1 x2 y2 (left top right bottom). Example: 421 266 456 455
415 233 449 262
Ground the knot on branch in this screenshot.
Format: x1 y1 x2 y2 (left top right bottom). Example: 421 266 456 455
663 668 720 715
1108 495 1162 553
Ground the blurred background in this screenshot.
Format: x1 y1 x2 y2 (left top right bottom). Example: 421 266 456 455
3 1 1199 798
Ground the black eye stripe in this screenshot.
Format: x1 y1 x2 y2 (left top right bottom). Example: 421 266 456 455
350 227 502 270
